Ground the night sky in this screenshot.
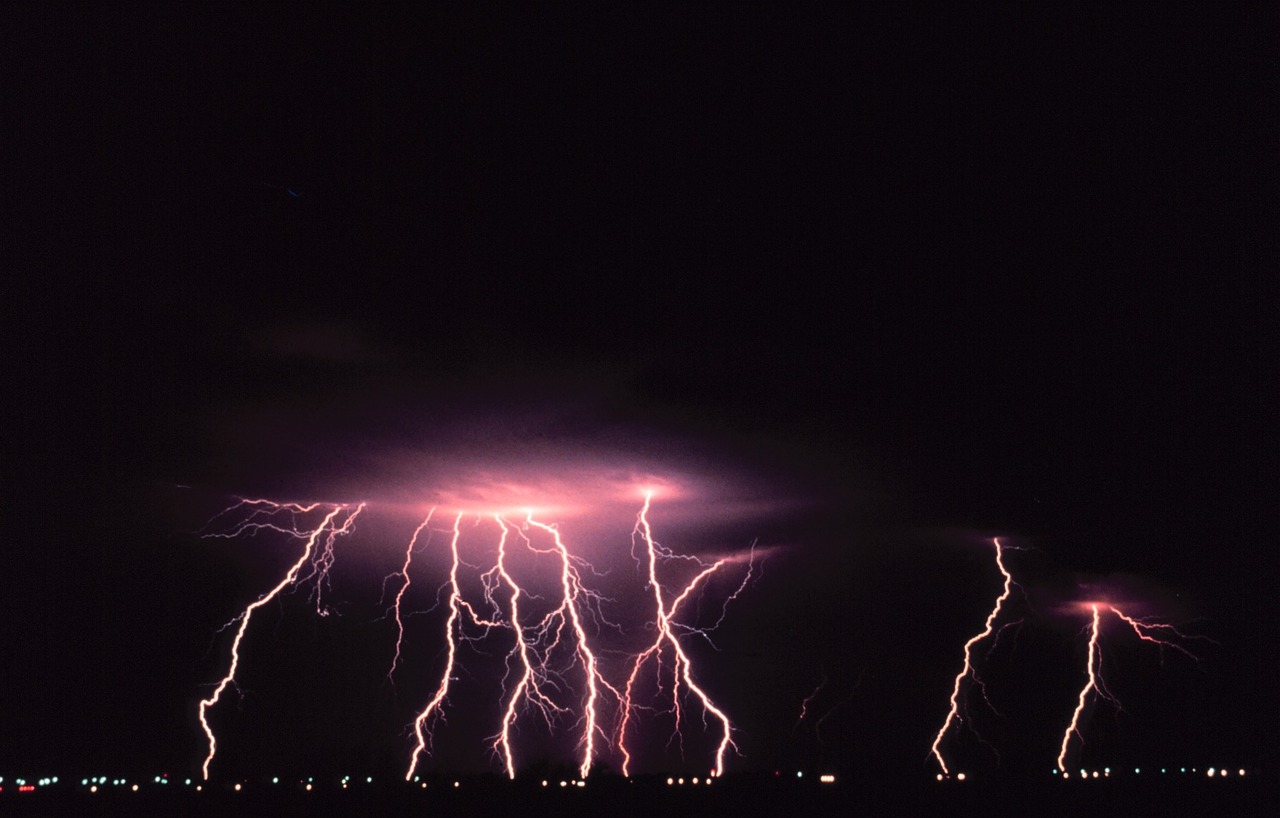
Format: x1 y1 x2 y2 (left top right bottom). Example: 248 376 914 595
6 3 1275 787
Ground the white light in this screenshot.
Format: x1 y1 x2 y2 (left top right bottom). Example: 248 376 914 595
131 784 139 792
366 777 372 783
796 771 803 778
956 773 966 781
272 777 279 784
453 781 460 788
692 777 699 785
1091 771 1099 779
666 777 673 786
819 774 836 784
561 780 568 788
1239 769 1247 777
541 780 548 787
1207 768 1216 777
90 785 98 793
234 783 242 791
306 783 313 792
577 781 585 788
937 773 944 781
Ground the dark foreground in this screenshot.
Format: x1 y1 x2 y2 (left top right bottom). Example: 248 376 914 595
2 774 1270 817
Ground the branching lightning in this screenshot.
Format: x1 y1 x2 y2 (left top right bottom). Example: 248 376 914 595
1056 603 1113 775
198 492 758 781
521 513 625 778
616 492 751 777
197 500 365 780
929 538 1019 777
1055 602 1199 774
488 516 569 779
406 513 490 780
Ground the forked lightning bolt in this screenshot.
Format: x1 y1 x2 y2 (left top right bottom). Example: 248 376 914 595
1056 603 1113 775
1056 602 1198 774
616 491 751 777
488 517 570 778
197 500 365 780
406 513 496 780
930 537 1019 776
521 514 624 778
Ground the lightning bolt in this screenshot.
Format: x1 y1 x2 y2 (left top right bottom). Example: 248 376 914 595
796 674 829 727
523 512 624 779
1056 602 1197 774
1057 603 1110 775
200 493 756 780
488 516 570 778
197 500 364 780
386 511 435 682
406 514 480 780
929 537 1018 777
616 491 747 777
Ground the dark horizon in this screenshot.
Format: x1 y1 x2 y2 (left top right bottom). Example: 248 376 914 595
5 2 1274 794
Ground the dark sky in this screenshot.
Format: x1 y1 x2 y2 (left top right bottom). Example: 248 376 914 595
5 2 1275 785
